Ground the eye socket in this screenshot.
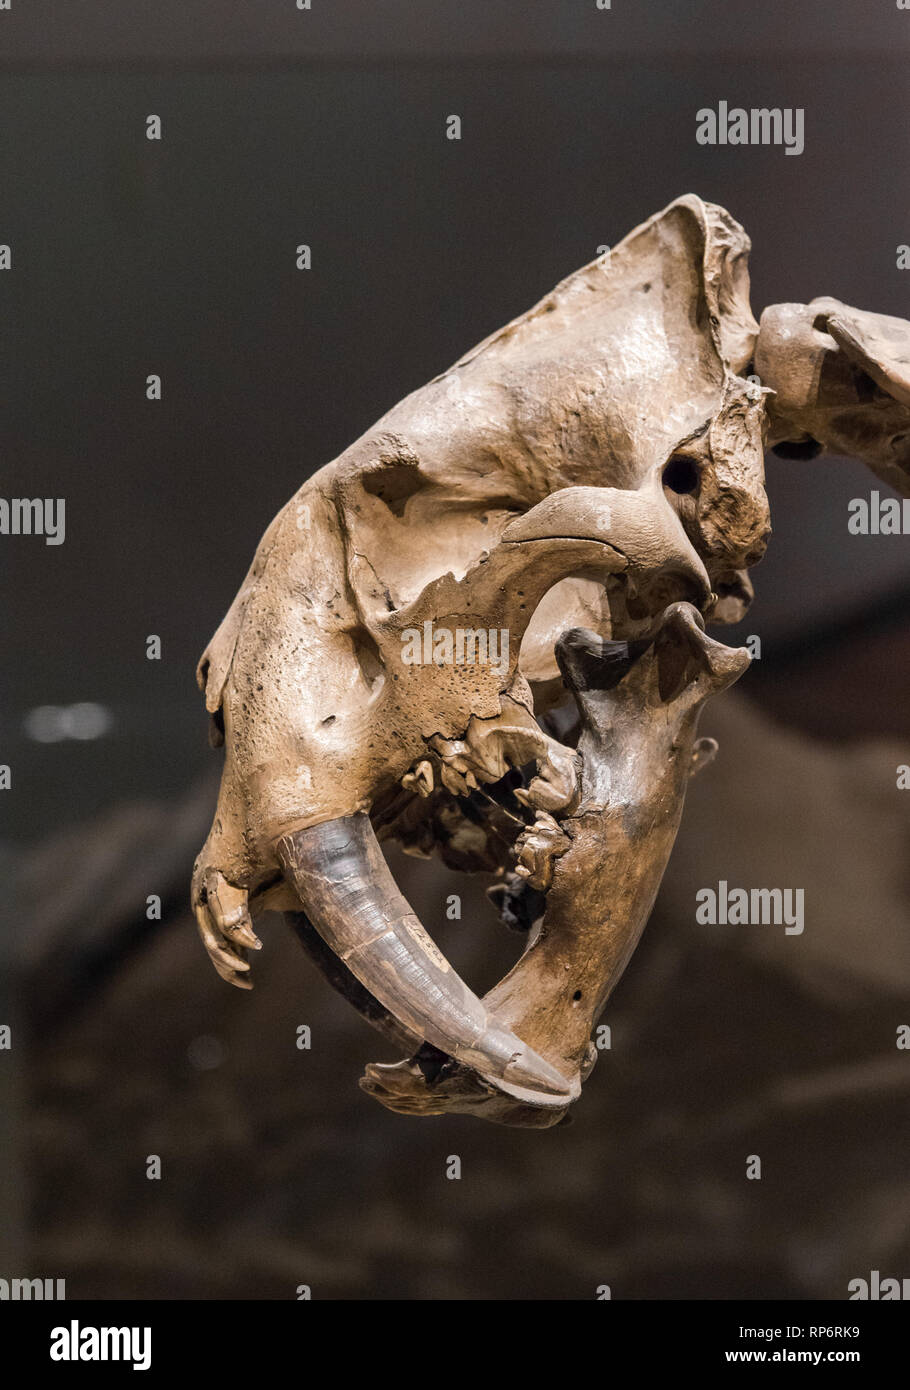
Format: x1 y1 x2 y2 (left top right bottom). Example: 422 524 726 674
662 455 701 495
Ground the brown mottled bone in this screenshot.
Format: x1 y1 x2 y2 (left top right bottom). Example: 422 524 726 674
361 603 749 1124
756 297 910 497
192 192 909 1124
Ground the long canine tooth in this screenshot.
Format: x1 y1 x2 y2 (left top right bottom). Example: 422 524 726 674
276 813 574 1103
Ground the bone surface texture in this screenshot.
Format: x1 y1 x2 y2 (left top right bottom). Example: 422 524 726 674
192 195 910 1125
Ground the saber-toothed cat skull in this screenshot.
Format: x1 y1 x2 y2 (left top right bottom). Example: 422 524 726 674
192 195 910 1124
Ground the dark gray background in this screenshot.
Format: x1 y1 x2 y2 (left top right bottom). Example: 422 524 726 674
1 2 909 1304
0 0 907 63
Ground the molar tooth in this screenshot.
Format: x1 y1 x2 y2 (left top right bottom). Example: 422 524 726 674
401 759 435 797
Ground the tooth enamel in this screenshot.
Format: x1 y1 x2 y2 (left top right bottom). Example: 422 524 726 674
277 813 574 1103
401 759 435 797
193 196 837 1127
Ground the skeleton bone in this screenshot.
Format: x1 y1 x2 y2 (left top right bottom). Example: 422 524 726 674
756 297 910 496
193 194 910 1121
268 479 711 1102
361 603 749 1124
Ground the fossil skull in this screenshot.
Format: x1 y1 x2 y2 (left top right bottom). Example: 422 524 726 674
192 195 909 1125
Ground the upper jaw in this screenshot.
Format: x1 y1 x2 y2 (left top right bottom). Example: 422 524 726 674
360 598 751 1123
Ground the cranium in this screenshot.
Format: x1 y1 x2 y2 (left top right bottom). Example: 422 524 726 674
192 195 910 1125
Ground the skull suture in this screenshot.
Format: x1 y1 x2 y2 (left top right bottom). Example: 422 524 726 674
192 195 910 1127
